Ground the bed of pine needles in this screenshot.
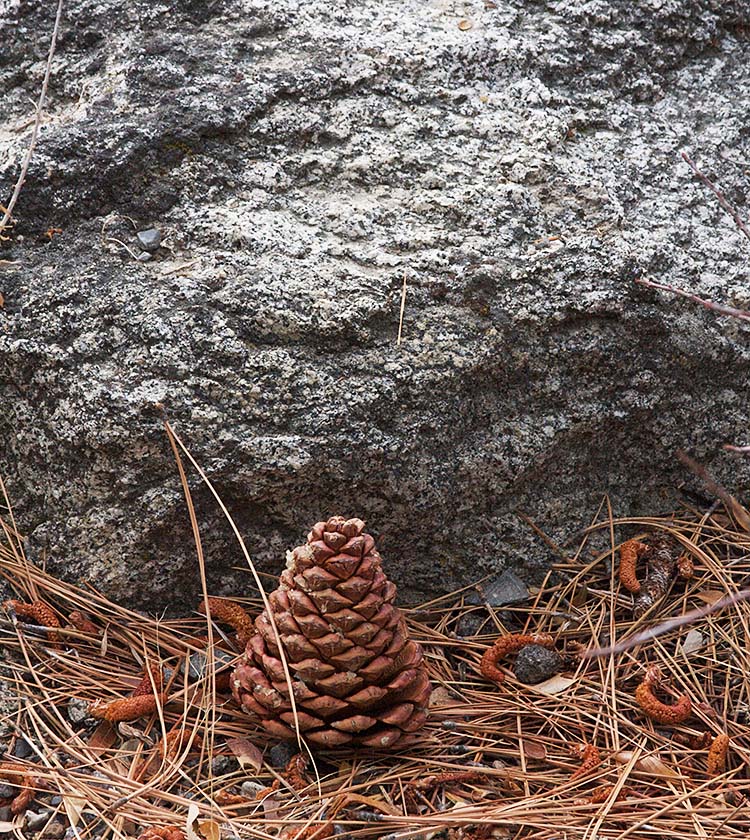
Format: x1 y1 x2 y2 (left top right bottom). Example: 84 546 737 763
1 493 750 840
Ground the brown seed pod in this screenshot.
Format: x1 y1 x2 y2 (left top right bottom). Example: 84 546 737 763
131 663 164 697
403 769 486 813
256 779 279 799
3 599 61 647
9 783 35 816
137 828 186 840
672 731 712 749
89 663 167 722
0 764 42 815
676 553 694 580
284 753 309 789
280 824 334 840
619 540 648 594
706 733 730 777
410 770 485 792
89 692 167 723
68 610 99 634
633 536 679 618
586 783 632 804
635 666 691 725
570 743 601 781
214 789 251 807
480 633 554 684
257 753 310 798
198 597 255 648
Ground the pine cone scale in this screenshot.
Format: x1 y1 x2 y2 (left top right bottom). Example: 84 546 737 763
232 516 431 747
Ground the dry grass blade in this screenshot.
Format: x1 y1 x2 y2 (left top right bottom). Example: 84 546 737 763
635 277 750 322
2 482 750 839
0 0 64 235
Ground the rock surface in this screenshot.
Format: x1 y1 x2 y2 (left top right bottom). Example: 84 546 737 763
1 0 750 611
513 644 564 685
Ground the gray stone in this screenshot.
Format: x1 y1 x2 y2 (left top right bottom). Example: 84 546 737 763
268 741 297 769
0 0 750 615
136 228 162 252
182 648 236 679
210 755 239 775
513 645 564 685
240 780 265 798
0 783 16 798
41 820 66 840
0 807 11 822
67 698 92 724
25 810 52 831
13 737 33 759
466 569 530 607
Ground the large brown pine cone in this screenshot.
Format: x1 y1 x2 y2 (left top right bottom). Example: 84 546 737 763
232 516 431 748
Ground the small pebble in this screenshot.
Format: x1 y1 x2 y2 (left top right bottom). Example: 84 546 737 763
210 755 239 775
240 780 265 798
136 251 152 262
480 569 530 606
513 644 564 685
25 810 52 831
268 741 297 768
182 649 235 679
0 783 16 798
455 613 484 638
0 806 11 821
67 698 91 724
42 820 66 840
136 228 161 252
13 737 33 758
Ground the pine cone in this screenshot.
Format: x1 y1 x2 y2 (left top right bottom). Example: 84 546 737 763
232 516 431 748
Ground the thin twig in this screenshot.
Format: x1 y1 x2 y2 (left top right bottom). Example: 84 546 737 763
582 586 750 658
677 449 750 532
0 0 64 234
682 152 750 244
635 277 750 322
397 273 407 345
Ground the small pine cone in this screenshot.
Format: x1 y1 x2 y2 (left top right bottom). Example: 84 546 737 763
232 516 431 748
633 536 678 618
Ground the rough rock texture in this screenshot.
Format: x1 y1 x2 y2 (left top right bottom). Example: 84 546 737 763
1 0 750 610
513 644 564 685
